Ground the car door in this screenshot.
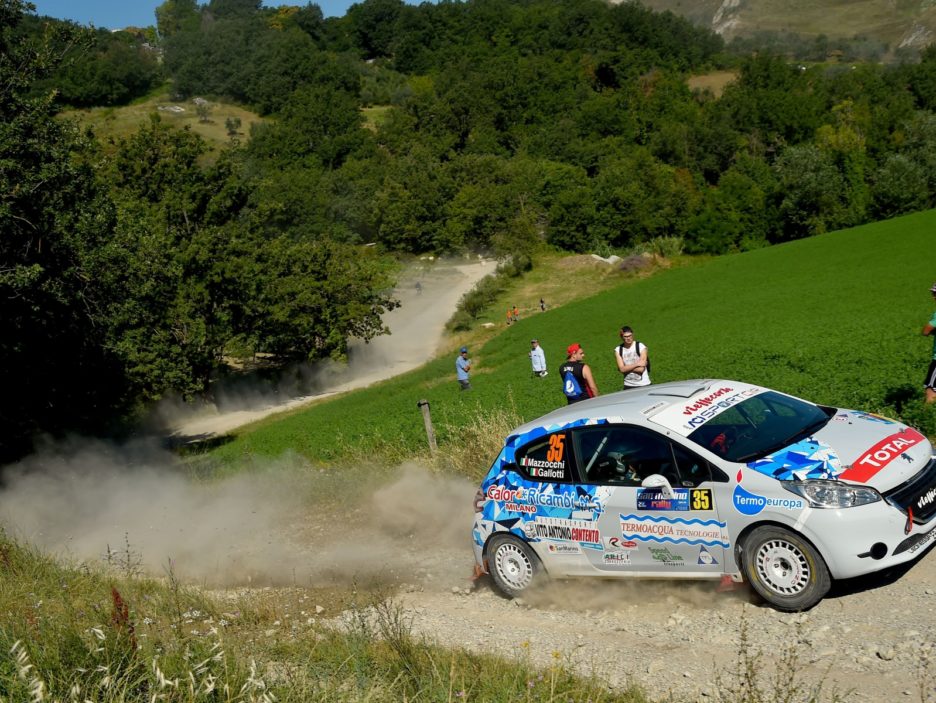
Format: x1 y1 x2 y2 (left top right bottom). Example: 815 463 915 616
570 424 727 575
509 429 597 573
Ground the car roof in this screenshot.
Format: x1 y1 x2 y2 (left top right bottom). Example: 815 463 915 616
510 379 727 437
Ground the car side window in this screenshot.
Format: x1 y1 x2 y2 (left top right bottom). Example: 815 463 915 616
671 442 727 486
572 425 676 486
514 431 576 483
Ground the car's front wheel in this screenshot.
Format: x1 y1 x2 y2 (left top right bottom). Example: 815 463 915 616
487 534 541 598
742 526 830 611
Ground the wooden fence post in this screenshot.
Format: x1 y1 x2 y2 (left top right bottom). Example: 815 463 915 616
416 399 438 455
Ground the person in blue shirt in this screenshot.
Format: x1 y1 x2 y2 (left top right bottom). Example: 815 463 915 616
456 346 472 391
923 282 936 404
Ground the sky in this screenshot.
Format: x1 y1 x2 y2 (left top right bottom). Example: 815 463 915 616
30 0 358 29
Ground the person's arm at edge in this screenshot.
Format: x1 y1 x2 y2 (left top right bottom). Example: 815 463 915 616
583 363 599 397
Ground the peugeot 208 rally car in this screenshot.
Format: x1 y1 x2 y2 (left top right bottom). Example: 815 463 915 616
472 380 936 611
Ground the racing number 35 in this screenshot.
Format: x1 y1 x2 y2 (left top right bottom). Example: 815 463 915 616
690 488 712 511
546 434 565 463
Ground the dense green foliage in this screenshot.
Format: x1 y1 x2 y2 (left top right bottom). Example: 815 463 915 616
0 0 398 460
146 0 936 259
7 0 936 458
201 210 936 471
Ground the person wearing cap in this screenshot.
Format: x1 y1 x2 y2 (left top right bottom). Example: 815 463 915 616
923 282 936 404
529 339 547 378
558 343 598 404
456 346 472 391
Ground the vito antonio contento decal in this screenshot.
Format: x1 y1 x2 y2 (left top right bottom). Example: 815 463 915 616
471 380 936 611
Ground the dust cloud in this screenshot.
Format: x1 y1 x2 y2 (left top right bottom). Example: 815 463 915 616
0 441 477 589
160 259 491 440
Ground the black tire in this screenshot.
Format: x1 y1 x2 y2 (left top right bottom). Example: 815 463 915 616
742 526 831 612
487 534 541 598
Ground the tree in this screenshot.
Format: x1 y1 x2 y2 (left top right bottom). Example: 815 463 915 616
0 0 121 458
155 0 200 38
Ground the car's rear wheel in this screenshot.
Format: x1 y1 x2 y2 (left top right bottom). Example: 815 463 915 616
487 534 541 598
742 526 830 612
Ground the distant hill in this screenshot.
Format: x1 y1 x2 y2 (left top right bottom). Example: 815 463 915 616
635 0 936 53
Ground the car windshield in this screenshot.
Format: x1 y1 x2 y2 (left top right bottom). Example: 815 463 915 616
686 391 834 463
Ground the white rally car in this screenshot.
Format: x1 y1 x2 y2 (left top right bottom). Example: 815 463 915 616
472 380 936 610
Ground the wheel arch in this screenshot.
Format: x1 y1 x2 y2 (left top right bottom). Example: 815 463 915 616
733 519 829 576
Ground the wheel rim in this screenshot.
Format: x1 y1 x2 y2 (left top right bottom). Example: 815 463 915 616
494 542 534 591
754 538 811 596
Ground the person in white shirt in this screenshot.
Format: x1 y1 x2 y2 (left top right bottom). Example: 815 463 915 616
613 325 650 388
529 339 547 377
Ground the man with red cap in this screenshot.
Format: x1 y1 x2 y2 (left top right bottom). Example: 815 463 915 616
559 343 599 404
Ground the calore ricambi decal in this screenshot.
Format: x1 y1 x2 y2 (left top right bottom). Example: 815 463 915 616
651 383 766 435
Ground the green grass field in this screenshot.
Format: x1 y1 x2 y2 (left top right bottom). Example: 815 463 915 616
198 209 936 474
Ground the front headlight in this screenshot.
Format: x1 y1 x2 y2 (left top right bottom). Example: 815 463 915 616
782 480 882 508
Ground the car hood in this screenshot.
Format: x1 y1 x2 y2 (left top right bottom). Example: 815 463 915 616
745 409 933 492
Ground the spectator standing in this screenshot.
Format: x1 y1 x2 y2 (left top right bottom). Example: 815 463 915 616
512 305 520 322
614 325 651 388
506 308 512 326
529 339 548 377
923 283 936 404
559 343 598 404
456 346 472 391
539 298 546 312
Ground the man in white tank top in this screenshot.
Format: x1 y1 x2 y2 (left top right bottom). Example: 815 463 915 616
613 325 650 388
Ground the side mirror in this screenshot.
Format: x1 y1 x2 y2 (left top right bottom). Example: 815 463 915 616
641 474 674 497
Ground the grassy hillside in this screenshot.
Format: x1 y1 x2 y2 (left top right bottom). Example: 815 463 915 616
198 209 936 474
637 0 936 47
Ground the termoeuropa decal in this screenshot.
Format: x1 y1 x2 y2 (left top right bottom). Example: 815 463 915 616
619 514 729 548
838 428 926 483
733 469 805 515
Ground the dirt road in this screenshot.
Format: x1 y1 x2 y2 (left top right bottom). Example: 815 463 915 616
167 260 491 439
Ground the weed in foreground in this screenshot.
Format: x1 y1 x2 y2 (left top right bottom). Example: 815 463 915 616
713 615 846 703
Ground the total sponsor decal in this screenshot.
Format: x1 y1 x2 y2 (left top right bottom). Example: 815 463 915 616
648 546 684 566
733 469 805 515
619 514 730 548
697 545 718 565
602 551 631 565
528 517 602 548
838 428 926 483
546 542 582 556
